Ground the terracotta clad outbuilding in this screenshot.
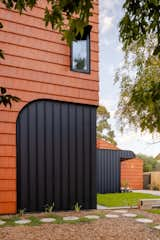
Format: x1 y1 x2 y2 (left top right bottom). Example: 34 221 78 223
97 139 143 190
121 158 143 190
0 1 99 214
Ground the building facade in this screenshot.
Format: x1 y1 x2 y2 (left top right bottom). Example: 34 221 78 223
0 1 99 214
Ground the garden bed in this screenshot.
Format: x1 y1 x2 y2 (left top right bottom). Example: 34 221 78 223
0 209 160 240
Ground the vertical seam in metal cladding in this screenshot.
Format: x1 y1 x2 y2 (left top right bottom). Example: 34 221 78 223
75 105 77 203
101 150 103 193
35 103 38 210
101 151 102 193
89 108 91 208
44 102 47 205
59 103 62 209
113 152 115 192
68 104 70 208
27 107 30 210
89 107 91 208
82 106 85 207
52 103 55 204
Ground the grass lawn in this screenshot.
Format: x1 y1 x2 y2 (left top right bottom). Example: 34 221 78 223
97 192 160 207
147 209 160 214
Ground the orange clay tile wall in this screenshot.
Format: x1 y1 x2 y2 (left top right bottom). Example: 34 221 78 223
121 158 143 190
0 1 99 214
96 139 119 150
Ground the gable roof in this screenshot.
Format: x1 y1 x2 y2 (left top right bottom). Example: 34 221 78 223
96 138 136 160
96 138 120 150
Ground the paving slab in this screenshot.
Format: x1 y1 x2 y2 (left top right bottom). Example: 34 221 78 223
113 210 128 214
136 218 153 223
40 218 56 223
105 214 119 218
14 219 31 225
154 225 160 230
0 220 6 225
63 216 79 221
133 190 160 196
85 215 100 220
97 205 108 210
122 213 137 218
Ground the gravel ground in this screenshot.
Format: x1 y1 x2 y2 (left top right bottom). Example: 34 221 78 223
0 209 160 240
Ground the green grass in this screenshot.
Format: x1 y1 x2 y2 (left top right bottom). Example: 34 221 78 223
97 192 160 207
0 214 95 228
0 215 20 227
27 216 42 226
147 209 160 215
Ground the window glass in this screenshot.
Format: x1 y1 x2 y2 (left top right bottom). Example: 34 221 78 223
72 39 88 71
71 29 90 73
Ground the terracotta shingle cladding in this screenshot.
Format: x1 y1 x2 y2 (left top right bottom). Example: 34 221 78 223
96 138 119 150
121 158 143 190
0 1 99 214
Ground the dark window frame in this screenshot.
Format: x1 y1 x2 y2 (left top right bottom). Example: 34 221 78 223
70 25 92 74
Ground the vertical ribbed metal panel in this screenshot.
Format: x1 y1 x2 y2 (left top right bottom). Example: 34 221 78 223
96 150 120 193
16 99 96 212
96 149 135 194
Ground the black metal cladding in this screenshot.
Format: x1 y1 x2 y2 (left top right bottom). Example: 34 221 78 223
97 149 135 194
16 99 96 212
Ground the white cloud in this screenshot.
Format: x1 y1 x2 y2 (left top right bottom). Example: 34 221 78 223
100 16 114 34
102 0 120 12
116 43 123 52
99 98 118 118
116 129 160 157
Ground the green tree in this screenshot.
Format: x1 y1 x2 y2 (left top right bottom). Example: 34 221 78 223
119 0 160 57
116 0 160 133
115 37 160 133
0 0 94 106
97 105 117 145
137 153 157 172
0 87 20 107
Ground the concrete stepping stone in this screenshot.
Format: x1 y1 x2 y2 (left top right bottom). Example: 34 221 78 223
154 225 160 230
122 213 137 218
85 215 100 220
97 205 107 210
113 210 128 214
105 214 119 218
0 220 6 225
40 218 56 223
63 216 79 221
136 218 153 224
15 219 31 225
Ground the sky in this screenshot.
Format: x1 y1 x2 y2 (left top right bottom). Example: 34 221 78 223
99 0 160 157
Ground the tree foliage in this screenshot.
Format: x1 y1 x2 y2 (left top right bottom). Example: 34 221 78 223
115 37 160 133
0 87 20 107
137 153 158 172
97 105 117 145
116 0 160 133
119 0 160 57
0 0 94 107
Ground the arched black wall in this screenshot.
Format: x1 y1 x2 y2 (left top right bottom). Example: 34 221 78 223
16 99 96 212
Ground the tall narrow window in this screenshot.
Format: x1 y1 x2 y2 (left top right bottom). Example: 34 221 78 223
71 25 91 74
